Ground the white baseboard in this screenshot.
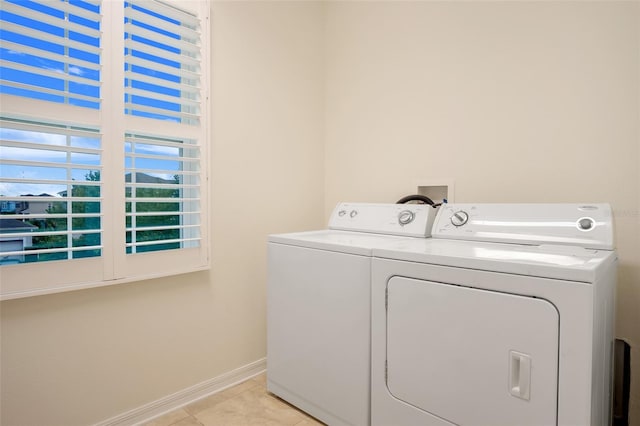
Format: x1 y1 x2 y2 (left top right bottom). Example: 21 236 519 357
94 358 267 426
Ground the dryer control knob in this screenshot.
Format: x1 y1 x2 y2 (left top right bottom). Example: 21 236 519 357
451 210 469 227
398 210 415 226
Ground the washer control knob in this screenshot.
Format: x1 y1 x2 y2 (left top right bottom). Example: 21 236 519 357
578 217 595 231
451 210 469 227
338 210 347 217
398 210 415 226
350 210 358 218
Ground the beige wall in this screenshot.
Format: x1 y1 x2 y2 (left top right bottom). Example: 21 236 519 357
0 2 325 425
325 1 640 423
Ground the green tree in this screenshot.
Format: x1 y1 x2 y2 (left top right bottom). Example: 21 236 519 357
125 173 181 253
28 171 101 261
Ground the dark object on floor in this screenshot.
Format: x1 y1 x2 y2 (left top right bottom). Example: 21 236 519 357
613 338 630 426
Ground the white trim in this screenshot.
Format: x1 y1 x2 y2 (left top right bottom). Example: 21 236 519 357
0 94 101 125
93 358 267 426
102 0 126 282
0 261 208 301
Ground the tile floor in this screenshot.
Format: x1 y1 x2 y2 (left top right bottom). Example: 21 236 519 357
142 373 325 426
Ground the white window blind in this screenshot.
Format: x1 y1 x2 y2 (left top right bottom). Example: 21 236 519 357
124 0 201 125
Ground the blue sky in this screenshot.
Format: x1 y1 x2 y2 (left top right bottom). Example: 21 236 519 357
0 0 188 198
0 126 101 197
0 0 101 107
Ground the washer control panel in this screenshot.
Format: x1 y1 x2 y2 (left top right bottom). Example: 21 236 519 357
329 202 440 237
432 203 614 250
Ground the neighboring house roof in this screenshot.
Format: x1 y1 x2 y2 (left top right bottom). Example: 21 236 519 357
0 219 38 232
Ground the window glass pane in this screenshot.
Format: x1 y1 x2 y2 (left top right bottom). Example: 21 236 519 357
125 132 200 255
0 118 102 266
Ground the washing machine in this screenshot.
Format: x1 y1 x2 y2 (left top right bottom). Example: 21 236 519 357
268 202 440 426
370 203 617 426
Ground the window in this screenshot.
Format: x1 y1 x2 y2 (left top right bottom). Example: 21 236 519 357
0 0 210 300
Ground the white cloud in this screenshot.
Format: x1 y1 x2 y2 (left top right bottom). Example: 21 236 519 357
71 137 100 149
0 128 66 146
68 66 84 76
0 146 67 162
44 65 85 77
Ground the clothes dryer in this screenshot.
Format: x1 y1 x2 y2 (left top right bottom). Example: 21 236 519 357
371 204 617 426
268 202 439 426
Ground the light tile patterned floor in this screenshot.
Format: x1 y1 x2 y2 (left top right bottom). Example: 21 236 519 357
142 373 325 426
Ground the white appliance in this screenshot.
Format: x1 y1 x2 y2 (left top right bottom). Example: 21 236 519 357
371 203 617 426
268 202 440 426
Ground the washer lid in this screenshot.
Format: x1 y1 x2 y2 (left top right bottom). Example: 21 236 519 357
269 230 416 256
373 238 616 282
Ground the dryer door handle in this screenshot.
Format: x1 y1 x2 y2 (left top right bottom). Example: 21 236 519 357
509 351 531 401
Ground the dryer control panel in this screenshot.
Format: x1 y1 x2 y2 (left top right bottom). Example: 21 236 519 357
432 203 614 250
329 203 440 238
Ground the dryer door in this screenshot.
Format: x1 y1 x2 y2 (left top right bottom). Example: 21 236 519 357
386 277 559 426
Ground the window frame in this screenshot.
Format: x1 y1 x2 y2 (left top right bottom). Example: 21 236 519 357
0 0 210 300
